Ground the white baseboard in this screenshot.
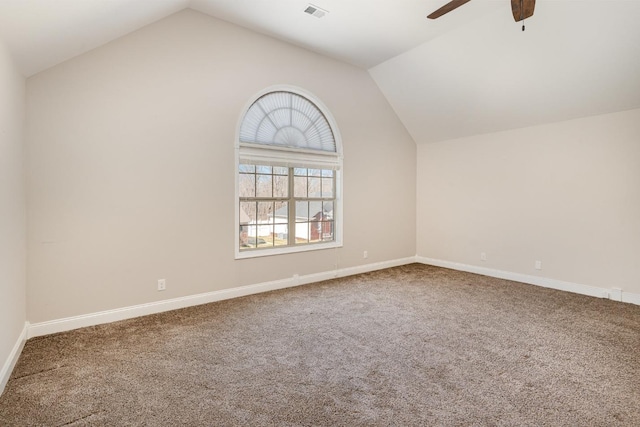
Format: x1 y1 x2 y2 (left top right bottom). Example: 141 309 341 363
416 256 640 306
27 257 417 339
0 322 28 397
623 292 640 306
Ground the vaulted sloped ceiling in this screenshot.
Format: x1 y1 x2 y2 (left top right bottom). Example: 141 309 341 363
0 0 638 144
369 1 640 143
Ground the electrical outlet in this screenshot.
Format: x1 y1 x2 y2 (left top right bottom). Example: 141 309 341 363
480 252 487 261
363 250 368 259
157 279 166 291
535 260 542 270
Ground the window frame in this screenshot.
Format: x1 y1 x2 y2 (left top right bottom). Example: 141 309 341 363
234 86 343 259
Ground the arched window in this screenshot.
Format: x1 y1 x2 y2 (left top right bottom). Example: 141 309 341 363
235 87 342 258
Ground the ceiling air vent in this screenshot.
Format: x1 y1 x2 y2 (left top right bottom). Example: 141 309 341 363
304 4 328 18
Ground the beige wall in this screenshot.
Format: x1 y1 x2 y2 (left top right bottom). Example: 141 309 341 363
0 41 26 376
26 10 417 323
417 108 640 294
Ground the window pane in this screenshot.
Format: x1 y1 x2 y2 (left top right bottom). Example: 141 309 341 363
295 222 310 244
309 201 323 221
321 221 334 241
240 201 257 248
273 224 288 247
295 201 308 222
273 201 288 224
239 224 250 248
323 201 334 217
239 173 256 198
273 175 288 198
256 174 273 197
321 177 333 198
308 232 320 243
294 168 307 176
294 176 307 197
309 220 321 243
257 201 273 221
308 169 321 177
321 169 333 177
255 202 274 248
239 164 255 173
240 202 256 223
308 177 321 198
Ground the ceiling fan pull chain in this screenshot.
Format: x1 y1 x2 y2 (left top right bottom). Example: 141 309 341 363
521 0 525 31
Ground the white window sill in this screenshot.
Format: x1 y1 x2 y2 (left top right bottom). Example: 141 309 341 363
235 241 342 259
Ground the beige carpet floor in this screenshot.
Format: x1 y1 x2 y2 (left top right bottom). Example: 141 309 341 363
1 264 639 426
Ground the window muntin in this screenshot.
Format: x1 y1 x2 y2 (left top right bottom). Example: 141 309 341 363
236 87 342 258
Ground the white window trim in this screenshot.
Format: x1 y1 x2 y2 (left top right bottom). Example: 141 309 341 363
234 85 343 259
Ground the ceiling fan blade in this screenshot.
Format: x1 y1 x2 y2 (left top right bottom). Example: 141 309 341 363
427 0 473 19
511 0 536 22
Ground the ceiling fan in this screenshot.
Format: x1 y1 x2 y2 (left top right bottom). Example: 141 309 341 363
428 0 535 30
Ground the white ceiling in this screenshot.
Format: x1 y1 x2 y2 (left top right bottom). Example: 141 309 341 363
0 0 639 143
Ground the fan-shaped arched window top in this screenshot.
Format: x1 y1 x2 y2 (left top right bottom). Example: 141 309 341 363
239 91 336 153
